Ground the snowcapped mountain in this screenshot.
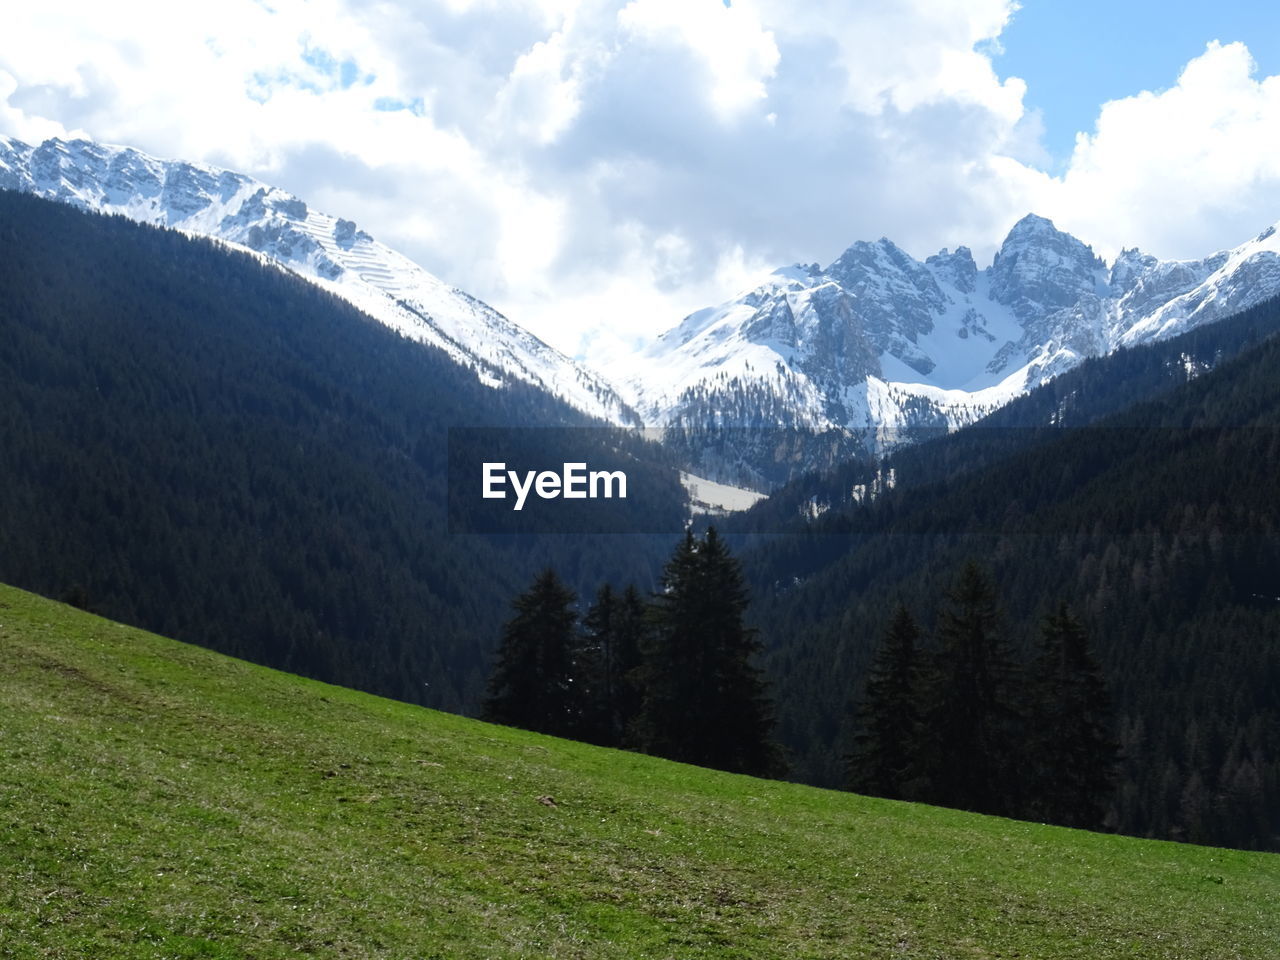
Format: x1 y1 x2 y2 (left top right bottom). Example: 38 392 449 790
0 135 638 426
614 213 1280 466
6 134 1280 491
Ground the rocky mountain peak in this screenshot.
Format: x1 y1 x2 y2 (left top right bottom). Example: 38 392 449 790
925 245 977 293
824 236 946 343
989 213 1107 323
1000 212 1059 240
1109 247 1160 296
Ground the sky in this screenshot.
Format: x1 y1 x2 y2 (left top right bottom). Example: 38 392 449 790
996 1 1280 164
4 1 1280 366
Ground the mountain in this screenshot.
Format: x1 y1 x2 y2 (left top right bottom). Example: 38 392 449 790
730 287 1280 534
10 133 1280 491
0 134 639 426
615 214 1280 472
0 189 683 716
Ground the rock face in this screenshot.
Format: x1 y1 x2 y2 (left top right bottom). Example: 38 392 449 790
988 214 1108 324
613 211 1280 477
0 135 639 426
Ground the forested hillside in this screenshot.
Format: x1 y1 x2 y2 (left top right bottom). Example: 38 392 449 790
736 303 1280 849
734 290 1280 535
0 191 684 712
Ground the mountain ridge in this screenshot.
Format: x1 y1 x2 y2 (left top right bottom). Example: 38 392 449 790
9 132 1280 486
0 134 640 427
0 188 683 715
616 211 1280 459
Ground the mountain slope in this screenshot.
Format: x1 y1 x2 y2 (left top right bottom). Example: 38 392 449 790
618 214 1280 464
732 288 1280 532
729 302 1280 847
0 134 638 426
3 581 1277 959
0 190 683 715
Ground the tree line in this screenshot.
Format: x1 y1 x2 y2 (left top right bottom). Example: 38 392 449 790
483 527 785 779
484 534 1119 833
849 562 1116 829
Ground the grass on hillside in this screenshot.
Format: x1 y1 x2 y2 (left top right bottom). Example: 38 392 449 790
0 583 1275 959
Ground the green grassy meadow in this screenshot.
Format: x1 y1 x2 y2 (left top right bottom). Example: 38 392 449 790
0 582 1275 958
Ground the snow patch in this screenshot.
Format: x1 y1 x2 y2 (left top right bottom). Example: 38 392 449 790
681 471 768 515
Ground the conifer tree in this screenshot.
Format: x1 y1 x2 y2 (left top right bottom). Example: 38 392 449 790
579 583 648 746
919 561 1021 815
635 528 783 777
611 584 649 747
1027 602 1117 828
482 568 583 738
633 530 701 760
578 583 618 745
848 603 923 800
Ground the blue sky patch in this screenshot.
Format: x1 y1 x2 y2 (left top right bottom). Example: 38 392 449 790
998 0 1279 165
374 97 426 117
300 46 371 91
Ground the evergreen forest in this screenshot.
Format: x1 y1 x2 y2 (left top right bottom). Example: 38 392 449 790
0 191 683 712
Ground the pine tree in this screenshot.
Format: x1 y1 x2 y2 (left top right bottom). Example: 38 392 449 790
697 528 784 777
633 530 701 760
919 562 1021 816
580 583 649 746
578 584 618 745
848 603 923 800
635 528 783 777
1026 603 1117 828
611 584 648 747
482 569 584 738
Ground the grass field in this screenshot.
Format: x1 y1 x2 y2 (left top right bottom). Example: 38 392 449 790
0 582 1275 958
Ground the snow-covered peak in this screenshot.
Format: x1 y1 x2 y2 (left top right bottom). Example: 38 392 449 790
1000 212 1061 243
617 210 1280 480
1108 247 1160 296
1116 217 1280 348
0 135 639 426
989 214 1108 322
769 262 821 284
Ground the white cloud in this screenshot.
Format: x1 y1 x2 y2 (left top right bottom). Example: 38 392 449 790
751 0 1021 118
5 4 1280 366
520 230 774 368
492 30 585 145
617 0 780 119
1027 41 1280 261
